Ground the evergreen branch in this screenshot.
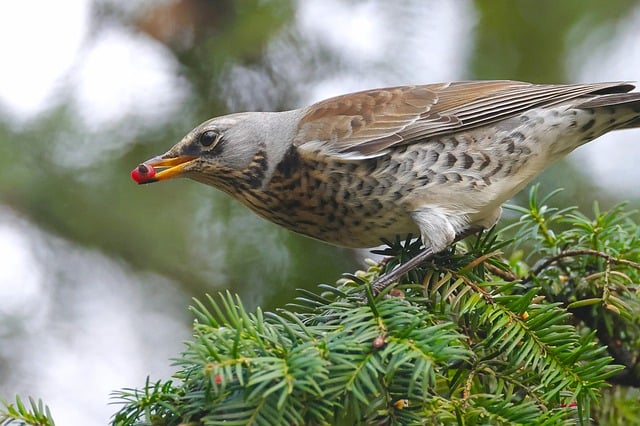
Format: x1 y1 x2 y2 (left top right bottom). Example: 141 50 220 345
0 397 55 426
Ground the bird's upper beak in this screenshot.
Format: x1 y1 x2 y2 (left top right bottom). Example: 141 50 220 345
132 155 198 184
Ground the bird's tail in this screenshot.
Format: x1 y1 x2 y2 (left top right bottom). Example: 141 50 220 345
620 116 640 130
578 91 640 129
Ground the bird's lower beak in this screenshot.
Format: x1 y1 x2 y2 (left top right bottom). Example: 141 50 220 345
131 155 198 184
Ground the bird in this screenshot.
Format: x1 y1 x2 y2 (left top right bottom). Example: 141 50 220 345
132 80 640 292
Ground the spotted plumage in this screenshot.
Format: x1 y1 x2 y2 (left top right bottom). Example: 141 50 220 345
138 80 640 255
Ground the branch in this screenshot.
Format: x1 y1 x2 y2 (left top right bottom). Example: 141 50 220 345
524 249 640 283
484 262 519 282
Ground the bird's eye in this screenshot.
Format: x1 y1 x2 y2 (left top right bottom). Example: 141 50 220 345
199 130 221 147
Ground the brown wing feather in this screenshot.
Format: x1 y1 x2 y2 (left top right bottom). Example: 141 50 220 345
294 80 635 158
294 84 442 156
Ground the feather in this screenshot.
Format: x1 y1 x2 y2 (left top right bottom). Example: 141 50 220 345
295 80 636 159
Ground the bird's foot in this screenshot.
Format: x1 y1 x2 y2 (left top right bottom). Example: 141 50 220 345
369 228 482 295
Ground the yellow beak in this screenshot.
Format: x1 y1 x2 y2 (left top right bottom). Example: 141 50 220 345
136 155 198 184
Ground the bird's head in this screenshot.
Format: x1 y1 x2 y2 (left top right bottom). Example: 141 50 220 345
133 112 288 187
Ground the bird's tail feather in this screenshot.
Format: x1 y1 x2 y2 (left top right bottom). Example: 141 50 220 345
577 92 640 109
578 92 640 129
619 116 640 130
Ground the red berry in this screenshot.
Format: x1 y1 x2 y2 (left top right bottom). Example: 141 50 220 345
131 164 156 183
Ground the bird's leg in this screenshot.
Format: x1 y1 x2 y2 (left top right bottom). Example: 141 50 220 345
370 228 481 295
370 246 436 294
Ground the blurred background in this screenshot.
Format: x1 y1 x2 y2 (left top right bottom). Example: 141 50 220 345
2 0 640 424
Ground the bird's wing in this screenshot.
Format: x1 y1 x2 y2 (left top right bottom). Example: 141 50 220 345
294 80 635 159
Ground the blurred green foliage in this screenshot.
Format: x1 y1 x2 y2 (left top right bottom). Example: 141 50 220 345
0 0 355 310
472 0 638 82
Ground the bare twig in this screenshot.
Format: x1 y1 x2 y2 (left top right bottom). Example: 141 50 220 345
523 249 640 283
484 262 520 282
